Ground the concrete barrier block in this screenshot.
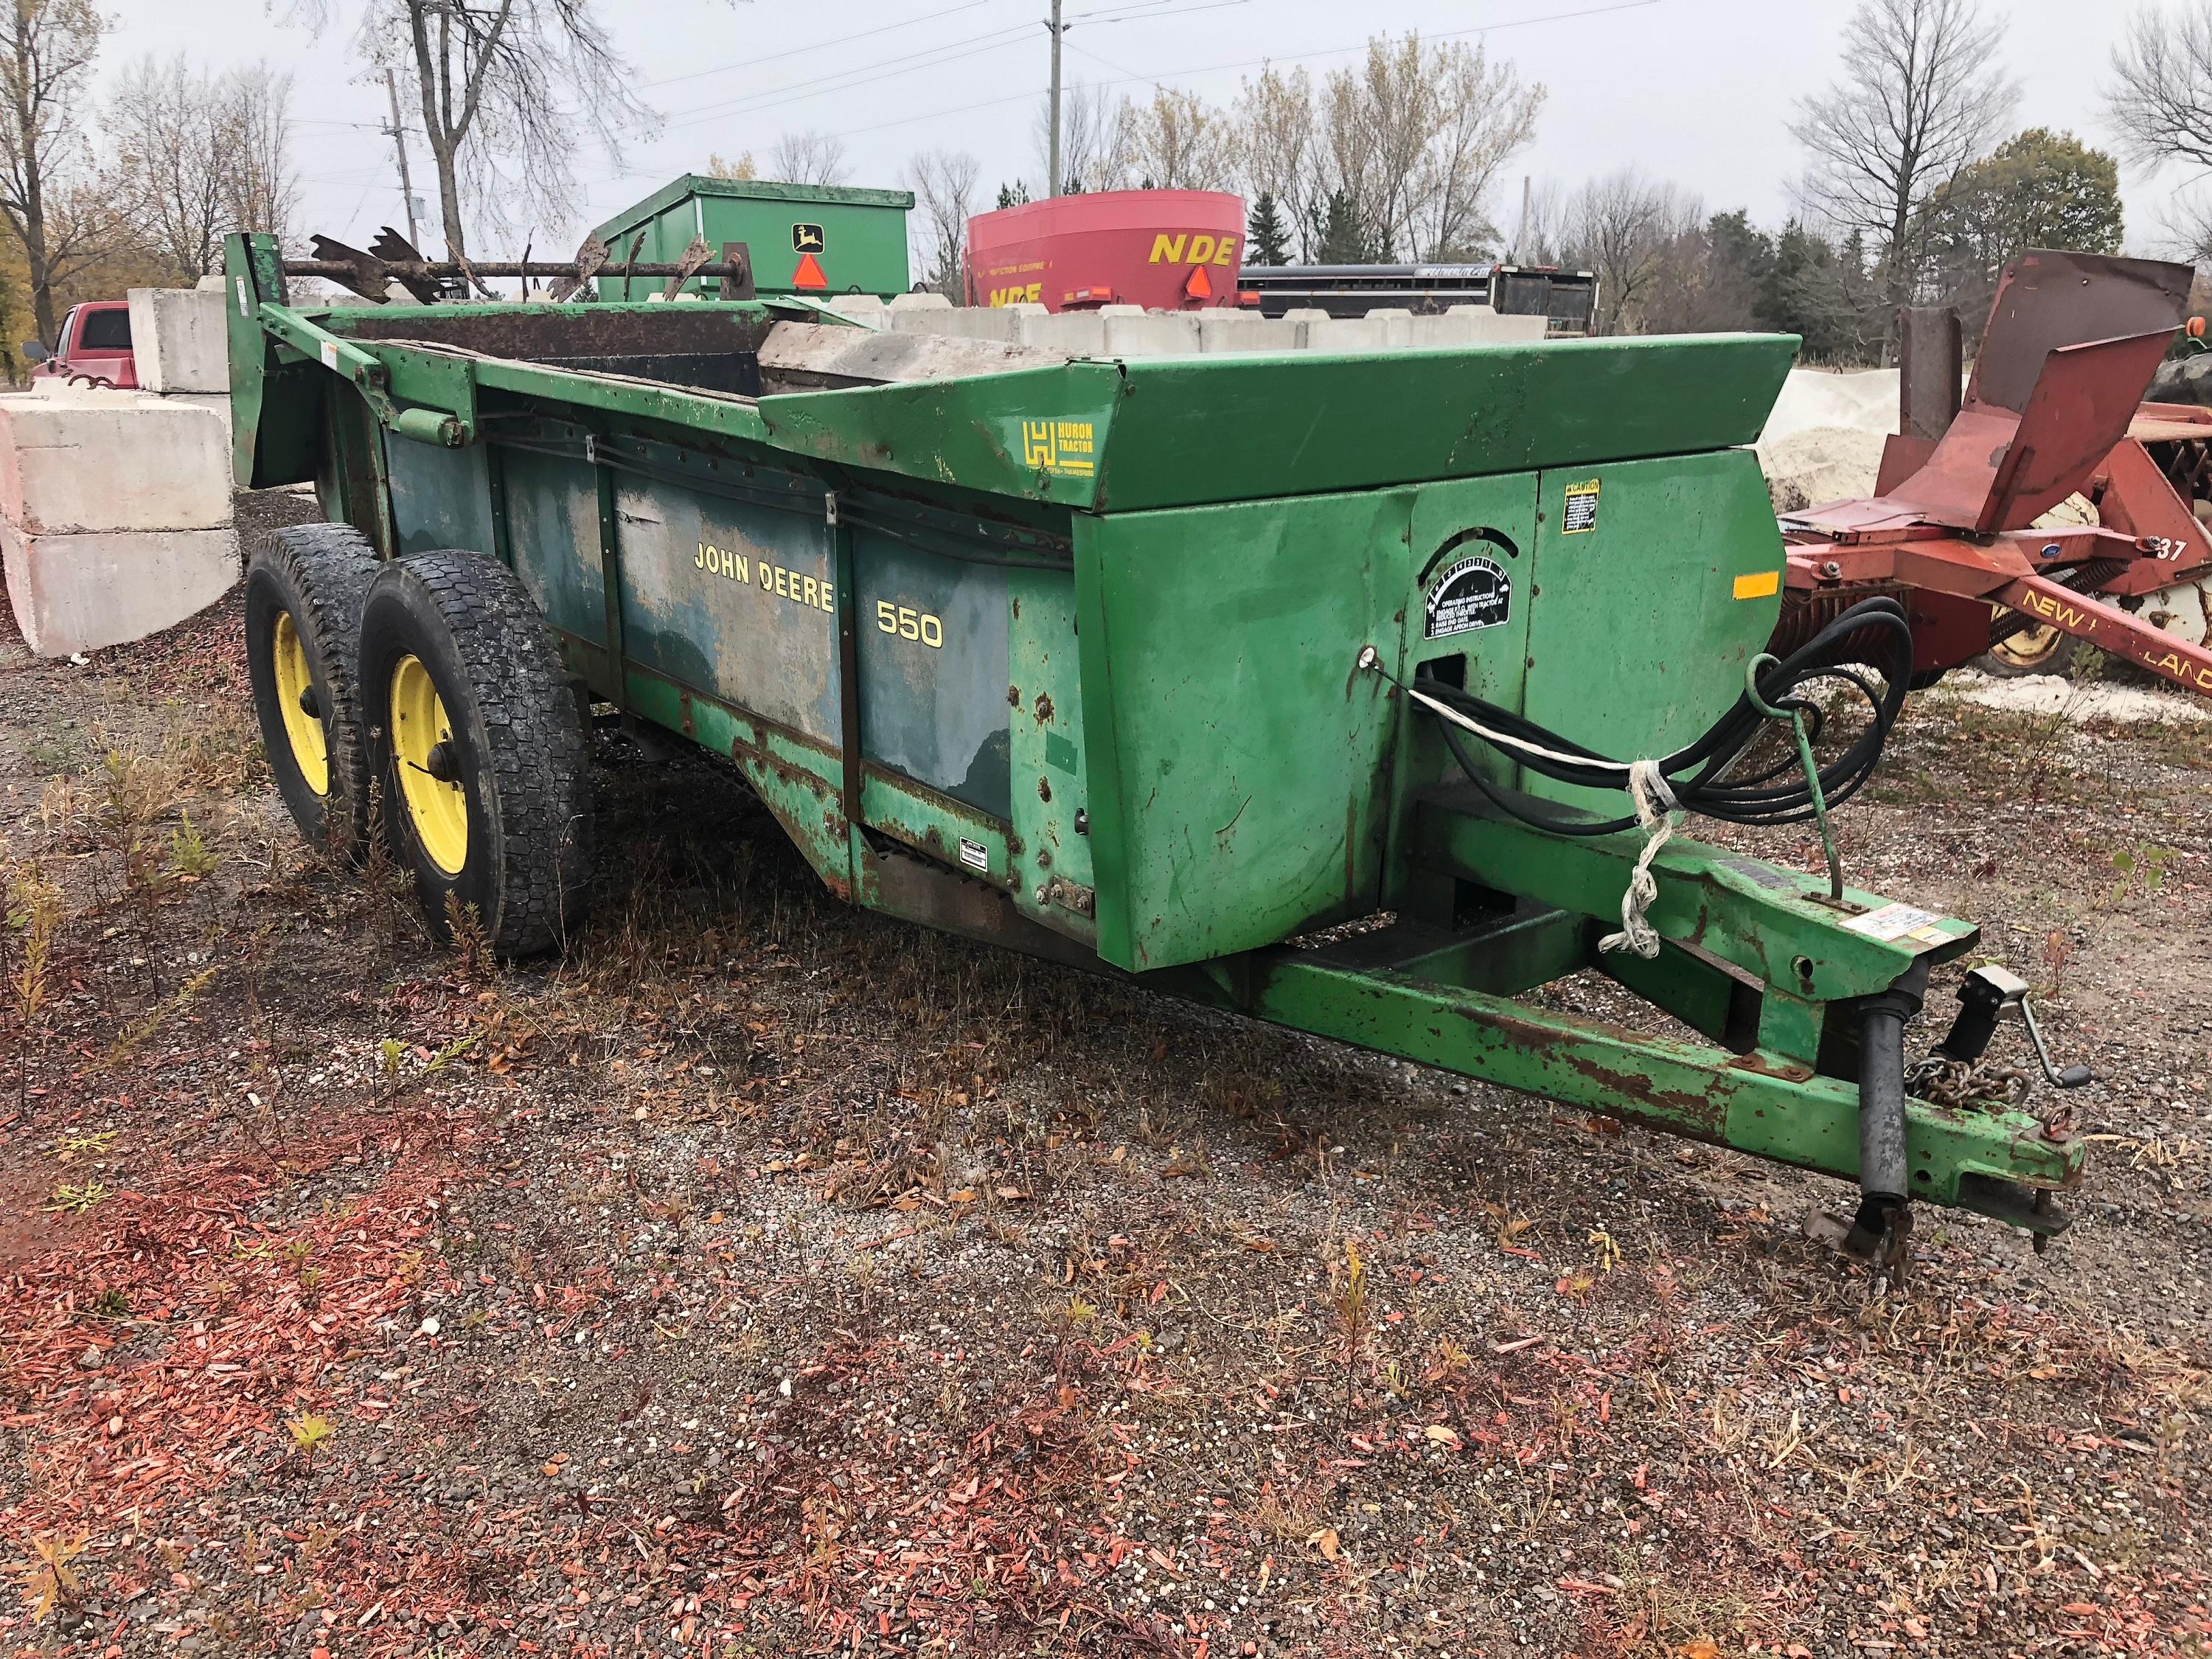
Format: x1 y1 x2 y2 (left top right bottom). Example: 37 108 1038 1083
892 306 1019 342
0 392 232 534
1301 316 1391 353
825 293 888 326
1363 308 1416 349
1444 305 1548 344
128 286 231 394
886 291 954 312
2 521 238 657
1102 311 1200 357
1015 310 1107 356
1197 313 1299 353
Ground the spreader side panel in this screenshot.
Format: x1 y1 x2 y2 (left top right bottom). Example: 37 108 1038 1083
1074 489 1408 972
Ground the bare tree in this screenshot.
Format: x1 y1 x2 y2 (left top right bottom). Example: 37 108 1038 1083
2107 4 2212 259
768 129 849 187
223 63 300 251
1033 80 1128 195
0 0 111 344
2107 5 2212 172
1512 177 1571 263
1235 65 1322 257
906 147 979 296
1120 86 1237 191
1790 0 2016 330
1234 33 1540 264
110 55 223 285
1555 170 1703 335
296 0 655 260
109 58 295 282
1411 39 1543 260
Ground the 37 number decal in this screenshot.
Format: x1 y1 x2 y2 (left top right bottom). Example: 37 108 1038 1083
877 600 944 649
2149 535 2191 561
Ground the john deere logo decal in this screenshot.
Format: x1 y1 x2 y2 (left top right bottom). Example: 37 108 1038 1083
793 223 826 253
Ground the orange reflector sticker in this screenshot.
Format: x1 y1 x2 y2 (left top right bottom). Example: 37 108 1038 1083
1733 570 1781 599
1185 264 1214 299
793 251 828 290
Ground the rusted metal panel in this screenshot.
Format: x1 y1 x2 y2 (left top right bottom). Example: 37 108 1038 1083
1966 248 2192 411
1899 305 1962 442
1882 332 2176 533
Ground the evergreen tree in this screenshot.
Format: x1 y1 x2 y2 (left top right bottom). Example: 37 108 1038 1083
1247 192 1290 266
1315 191 1368 264
996 181 1031 210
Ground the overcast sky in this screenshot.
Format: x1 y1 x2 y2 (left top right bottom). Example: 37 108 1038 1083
93 0 2193 261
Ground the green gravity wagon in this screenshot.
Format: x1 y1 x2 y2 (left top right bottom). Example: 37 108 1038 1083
223 231 2090 1271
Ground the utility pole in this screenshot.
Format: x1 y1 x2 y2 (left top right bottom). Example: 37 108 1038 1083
1046 0 1065 198
384 69 420 250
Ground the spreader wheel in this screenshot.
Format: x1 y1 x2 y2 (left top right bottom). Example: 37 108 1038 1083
244 523 380 858
358 550 592 958
1973 619 2084 679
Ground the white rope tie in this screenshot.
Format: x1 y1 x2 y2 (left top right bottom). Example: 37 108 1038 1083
1598 758 1678 960
1399 682 1643 777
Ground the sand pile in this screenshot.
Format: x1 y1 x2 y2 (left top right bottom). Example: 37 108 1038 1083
1757 425 1887 514
1759 367 1898 447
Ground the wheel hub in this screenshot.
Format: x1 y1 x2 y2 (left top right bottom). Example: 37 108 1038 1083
390 654 469 874
271 611 330 796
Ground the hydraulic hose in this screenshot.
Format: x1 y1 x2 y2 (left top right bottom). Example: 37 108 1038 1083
1396 596 1915 836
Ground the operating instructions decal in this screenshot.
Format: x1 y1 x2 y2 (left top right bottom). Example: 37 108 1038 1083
1425 553 1512 637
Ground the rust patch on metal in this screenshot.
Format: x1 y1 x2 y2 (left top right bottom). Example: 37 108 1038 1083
1466 1005 1733 1140
727 731 832 801
1726 1051 1814 1082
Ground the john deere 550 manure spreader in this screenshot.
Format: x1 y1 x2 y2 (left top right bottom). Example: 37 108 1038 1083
225 231 2090 1272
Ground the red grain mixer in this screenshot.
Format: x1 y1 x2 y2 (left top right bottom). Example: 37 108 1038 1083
964 189 1246 313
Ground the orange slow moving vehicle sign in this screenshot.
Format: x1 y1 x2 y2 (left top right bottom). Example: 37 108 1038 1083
964 188 1245 313
792 222 829 290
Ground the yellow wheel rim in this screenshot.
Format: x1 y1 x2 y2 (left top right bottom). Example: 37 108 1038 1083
271 612 329 796
1990 622 2064 670
390 654 469 874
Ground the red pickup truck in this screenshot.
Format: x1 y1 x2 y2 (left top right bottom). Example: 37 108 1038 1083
24 299 137 389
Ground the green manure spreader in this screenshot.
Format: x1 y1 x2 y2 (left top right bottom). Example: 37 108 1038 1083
223 231 2089 1273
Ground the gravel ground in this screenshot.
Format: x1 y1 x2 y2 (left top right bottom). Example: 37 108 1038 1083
0 506 2207 1658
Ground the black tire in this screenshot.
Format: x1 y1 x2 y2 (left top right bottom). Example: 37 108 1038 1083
358 550 591 958
243 523 380 859
1972 626 2084 679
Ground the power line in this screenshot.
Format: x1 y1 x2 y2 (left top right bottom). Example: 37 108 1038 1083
654 0 1250 131
659 27 1034 131
829 0 1663 140
644 0 998 89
